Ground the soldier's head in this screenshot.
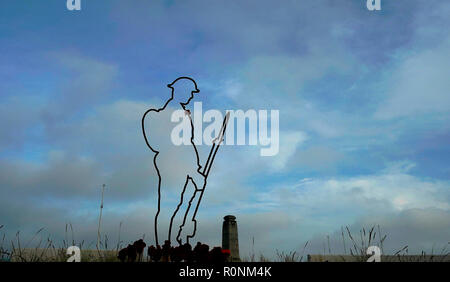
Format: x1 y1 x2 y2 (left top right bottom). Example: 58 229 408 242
167 77 200 108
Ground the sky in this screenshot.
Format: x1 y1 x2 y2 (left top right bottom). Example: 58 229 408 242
0 0 449 258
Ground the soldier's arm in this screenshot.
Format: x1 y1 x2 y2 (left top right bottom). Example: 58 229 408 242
142 109 159 153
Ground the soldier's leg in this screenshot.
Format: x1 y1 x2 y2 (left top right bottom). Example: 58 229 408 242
173 177 201 244
167 175 191 243
155 174 168 246
155 171 186 245
153 165 163 247
176 174 206 244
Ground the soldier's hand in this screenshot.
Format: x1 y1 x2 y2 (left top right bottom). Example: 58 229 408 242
191 171 206 191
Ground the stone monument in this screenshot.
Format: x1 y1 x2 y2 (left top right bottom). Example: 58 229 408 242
222 215 240 262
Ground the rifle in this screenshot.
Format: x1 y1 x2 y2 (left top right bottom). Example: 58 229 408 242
177 112 230 244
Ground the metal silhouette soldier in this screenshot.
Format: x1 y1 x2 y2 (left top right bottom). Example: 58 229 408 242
142 77 229 247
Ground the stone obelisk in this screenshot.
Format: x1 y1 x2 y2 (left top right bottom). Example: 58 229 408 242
222 215 240 262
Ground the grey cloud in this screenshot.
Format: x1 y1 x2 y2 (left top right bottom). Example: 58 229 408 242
0 53 119 153
305 208 450 256
288 145 343 171
0 96 41 150
110 0 367 69
41 52 119 126
0 152 101 199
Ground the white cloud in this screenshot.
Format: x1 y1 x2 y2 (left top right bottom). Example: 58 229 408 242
270 131 307 170
228 51 355 111
375 38 450 119
249 162 450 239
307 166 448 212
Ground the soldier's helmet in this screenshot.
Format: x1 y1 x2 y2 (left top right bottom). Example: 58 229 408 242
167 77 200 93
